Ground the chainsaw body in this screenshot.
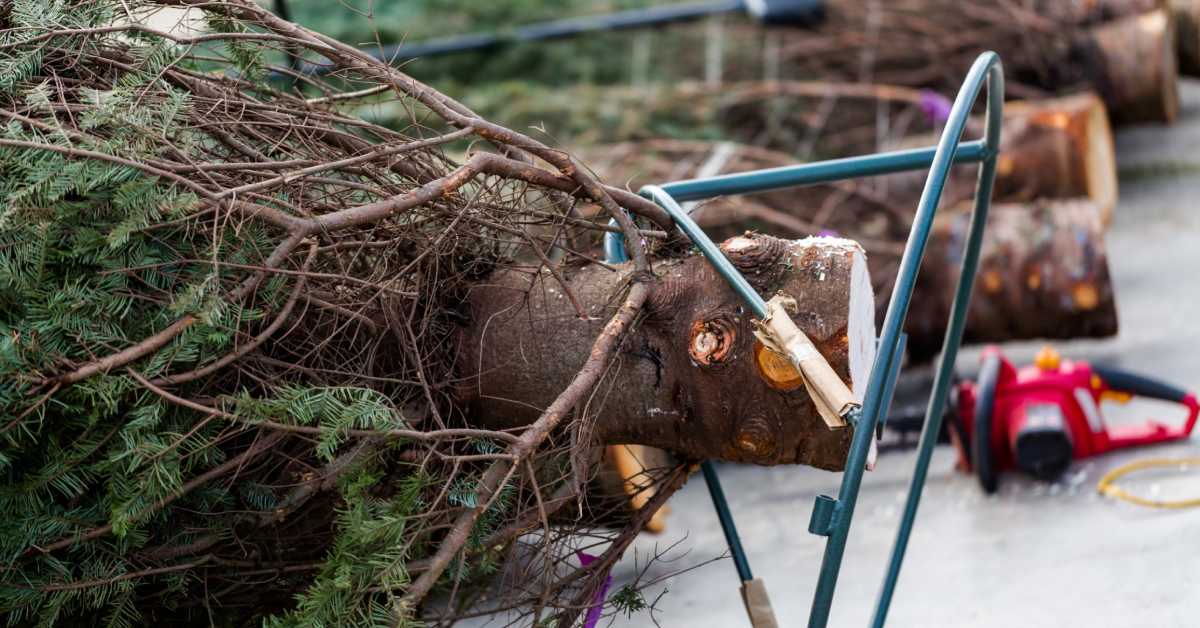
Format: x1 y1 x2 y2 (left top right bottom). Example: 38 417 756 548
953 346 1199 492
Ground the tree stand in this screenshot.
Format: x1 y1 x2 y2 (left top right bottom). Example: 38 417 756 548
604 52 1004 627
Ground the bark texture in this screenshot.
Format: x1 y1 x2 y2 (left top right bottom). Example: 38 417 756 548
579 111 1121 361
991 92 1119 226
890 92 1120 225
1079 8 1180 124
1174 0 1200 75
906 199 1119 360
455 234 875 470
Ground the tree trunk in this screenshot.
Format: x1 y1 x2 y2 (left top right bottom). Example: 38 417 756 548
890 92 1119 225
1079 0 1200 78
905 198 1119 361
990 92 1119 226
1079 8 1180 124
774 1 1178 125
1172 0 1200 74
454 234 876 470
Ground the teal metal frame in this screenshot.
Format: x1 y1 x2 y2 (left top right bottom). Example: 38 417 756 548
604 52 1003 625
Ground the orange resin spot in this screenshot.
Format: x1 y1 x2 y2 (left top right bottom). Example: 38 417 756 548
753 340 804 391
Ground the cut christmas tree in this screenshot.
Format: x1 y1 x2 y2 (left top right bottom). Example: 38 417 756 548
0 2 874 625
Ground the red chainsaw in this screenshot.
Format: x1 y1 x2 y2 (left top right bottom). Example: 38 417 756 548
950 346 1199 493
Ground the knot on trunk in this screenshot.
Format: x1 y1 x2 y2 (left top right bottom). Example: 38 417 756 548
734 415 776 460
720 232 789 291
688 317 737 366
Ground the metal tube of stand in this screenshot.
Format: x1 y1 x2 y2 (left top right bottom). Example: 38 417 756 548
641 186 770 318
702 461 755 582
601 201 758 598
658 141 989 202
590 50 1003 628
870 59 1004 628
806 53 1003 628
876 333 908 440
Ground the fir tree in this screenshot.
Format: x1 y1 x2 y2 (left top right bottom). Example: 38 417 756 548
0 1 674 625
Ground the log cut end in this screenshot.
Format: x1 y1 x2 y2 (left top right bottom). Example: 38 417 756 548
1087 8 1180 125
847 240 875 403
1000 92 1119 227
1081 95 1119 226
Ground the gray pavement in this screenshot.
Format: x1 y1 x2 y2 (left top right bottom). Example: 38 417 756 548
608 82 1200 627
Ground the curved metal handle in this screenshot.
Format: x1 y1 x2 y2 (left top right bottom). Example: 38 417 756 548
639 185 771 318
864 52 1004 627
601 50 1005 628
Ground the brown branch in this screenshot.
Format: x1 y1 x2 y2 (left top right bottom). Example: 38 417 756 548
150 240 318 386
217 128 473 199
35 556 214 592
49 234 305 386
397 281 649 611
554 464 691 627
55 315 197 385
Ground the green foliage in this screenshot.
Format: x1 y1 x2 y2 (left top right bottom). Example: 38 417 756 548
0 3 448 625
204 12 268 80
230 386 405 461
0 1 637 625
405 80 728 146
609 583 648 617
267 467 432 628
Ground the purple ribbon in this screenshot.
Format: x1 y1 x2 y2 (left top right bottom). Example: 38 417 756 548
577 551 613 628
919 90 953 124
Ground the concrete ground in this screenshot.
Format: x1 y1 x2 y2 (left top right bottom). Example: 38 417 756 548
607 83 1200 627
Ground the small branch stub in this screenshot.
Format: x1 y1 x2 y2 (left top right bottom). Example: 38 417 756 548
689 318 737 365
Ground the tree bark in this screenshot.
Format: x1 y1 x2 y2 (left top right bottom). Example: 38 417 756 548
774 1 1178 125
990 92 1119 226
905 198 1119 361
1075 0 1200 79
1173 0 1200 75
454 234 876 470
889 92 1119 225
578 129 1121 360
1078 8 1180 124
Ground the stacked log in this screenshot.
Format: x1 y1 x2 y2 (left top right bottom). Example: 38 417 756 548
579 91 1122 359
890 92 1119 226
765 0 1180 125
906 199 1118 360
1080 8 1180 124
990 93 1119 225
1174 0 1200 74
